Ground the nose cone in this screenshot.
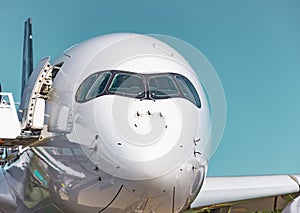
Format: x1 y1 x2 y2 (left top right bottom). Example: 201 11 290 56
85 95 200 180
110 96 182 160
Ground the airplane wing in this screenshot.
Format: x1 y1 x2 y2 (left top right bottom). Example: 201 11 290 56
190 175 300 212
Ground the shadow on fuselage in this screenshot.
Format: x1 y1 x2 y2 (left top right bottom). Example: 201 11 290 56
5 135 126 212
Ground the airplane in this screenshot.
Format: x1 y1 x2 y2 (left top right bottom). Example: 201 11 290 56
0 18 299 213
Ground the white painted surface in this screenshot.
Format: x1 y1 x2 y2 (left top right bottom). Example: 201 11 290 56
0 93 21 139
290 175 300 185
32 98 45 129
282 194 300 213
191 175 300 208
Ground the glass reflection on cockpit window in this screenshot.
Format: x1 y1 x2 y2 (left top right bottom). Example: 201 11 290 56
108 73 145 97
75 73 98 102
149 75 180 98
175 75 201 108
86 72 111 100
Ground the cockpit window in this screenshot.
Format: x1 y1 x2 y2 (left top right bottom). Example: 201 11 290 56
86 72 111 100
75 70 201 108
75 73 98 102
175 75 201 108
76 72 111 102
149 75 180 98
108 73 145 98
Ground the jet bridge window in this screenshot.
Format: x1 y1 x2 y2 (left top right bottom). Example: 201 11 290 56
149 75 180 98
108 73 145 98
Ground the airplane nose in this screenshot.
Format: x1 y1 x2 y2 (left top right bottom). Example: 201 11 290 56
84 95 200 181
110 96 182 160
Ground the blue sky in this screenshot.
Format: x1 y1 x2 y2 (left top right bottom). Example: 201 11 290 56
0 0 300 176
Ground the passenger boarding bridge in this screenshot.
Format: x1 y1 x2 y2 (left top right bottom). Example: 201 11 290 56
0 57 61 148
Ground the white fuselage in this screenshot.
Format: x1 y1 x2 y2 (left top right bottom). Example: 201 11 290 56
5 33 212 213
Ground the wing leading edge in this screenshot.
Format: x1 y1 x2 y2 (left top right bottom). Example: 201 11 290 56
191 175 300 210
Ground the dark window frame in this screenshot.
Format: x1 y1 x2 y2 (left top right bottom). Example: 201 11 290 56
75 70 201 108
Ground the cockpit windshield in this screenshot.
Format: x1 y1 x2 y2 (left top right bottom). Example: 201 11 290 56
149 75 180 98
75 70 201 108
108 73 145 98
175 75 201 108
76 72 111 102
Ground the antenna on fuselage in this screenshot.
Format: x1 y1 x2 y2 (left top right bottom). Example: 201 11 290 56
21 18 33 98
